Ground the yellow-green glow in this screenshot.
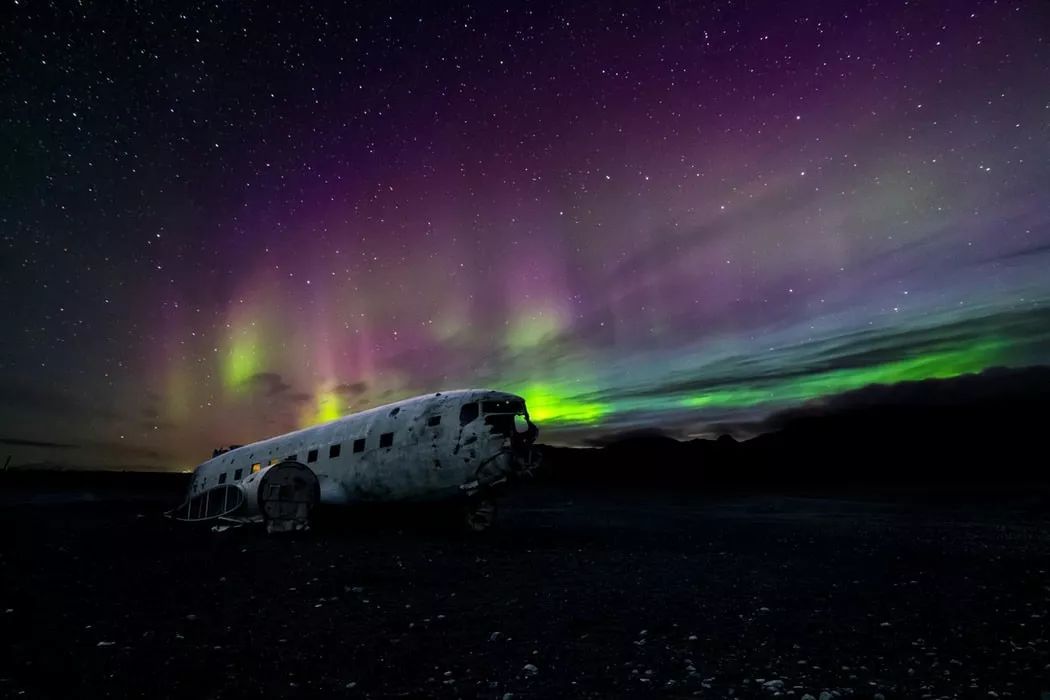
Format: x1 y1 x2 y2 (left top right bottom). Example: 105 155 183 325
512 381 609 424
223 324 263 391
682 339 1004 410
301 388 342 427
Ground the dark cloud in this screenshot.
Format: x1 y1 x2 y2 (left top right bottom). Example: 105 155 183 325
583 305 1050 405
0 437 78 449
244 372 292 396
333 382 368 396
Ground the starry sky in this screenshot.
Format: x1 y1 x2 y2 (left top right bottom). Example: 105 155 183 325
2 1 1049 470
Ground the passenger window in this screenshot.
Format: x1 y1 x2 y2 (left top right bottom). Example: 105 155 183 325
379 432 393 448
307 448 318 463
234 468 243 480
218 473 227 484
459 402 479 426
353 438 366 453
427 415 441 427
329 443 341 458
285 454 296 462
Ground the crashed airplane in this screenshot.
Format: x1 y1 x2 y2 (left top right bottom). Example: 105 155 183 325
170 389 540 532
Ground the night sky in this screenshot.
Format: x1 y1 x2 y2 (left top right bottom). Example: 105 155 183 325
3 1 1049 470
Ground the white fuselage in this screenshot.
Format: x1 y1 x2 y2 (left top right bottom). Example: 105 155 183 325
186 389 536 505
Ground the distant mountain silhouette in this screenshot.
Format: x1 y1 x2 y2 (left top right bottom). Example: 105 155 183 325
537 365 1050 490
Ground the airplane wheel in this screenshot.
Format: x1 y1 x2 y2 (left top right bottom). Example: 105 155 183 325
464 496 497 532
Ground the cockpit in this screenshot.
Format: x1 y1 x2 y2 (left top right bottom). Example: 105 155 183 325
456 393 536 442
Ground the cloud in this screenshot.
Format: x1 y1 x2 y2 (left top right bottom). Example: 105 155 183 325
0 437 78 449
333 381 368 396
582 305 1050 406
244 372 292 396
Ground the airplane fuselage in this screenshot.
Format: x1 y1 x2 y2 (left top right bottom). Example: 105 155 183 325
185 389 537 512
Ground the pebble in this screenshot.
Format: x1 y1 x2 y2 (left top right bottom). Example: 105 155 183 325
522 663 538 675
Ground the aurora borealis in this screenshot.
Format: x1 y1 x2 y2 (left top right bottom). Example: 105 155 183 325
2 1 1049 470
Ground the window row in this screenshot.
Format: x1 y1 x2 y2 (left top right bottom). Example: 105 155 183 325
220 431 400 477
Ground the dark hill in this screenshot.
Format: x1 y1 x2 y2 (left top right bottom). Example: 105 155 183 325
537 365 1050 491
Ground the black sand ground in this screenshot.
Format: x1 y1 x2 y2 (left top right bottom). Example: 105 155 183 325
2 483 1049 699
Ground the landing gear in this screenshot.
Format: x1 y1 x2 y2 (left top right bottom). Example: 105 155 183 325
463 495 497 532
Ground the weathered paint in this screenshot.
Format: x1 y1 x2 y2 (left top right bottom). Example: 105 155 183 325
185 389 537 507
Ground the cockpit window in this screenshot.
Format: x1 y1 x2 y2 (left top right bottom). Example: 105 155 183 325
482 399 524 414
485 414 515 436
459 402 479 426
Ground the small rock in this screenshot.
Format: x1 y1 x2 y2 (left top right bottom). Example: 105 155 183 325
502 694 514 700
522 663 539 675
801 695 816 700
489 631 502 642
97 641 115 647
763 679 785 691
